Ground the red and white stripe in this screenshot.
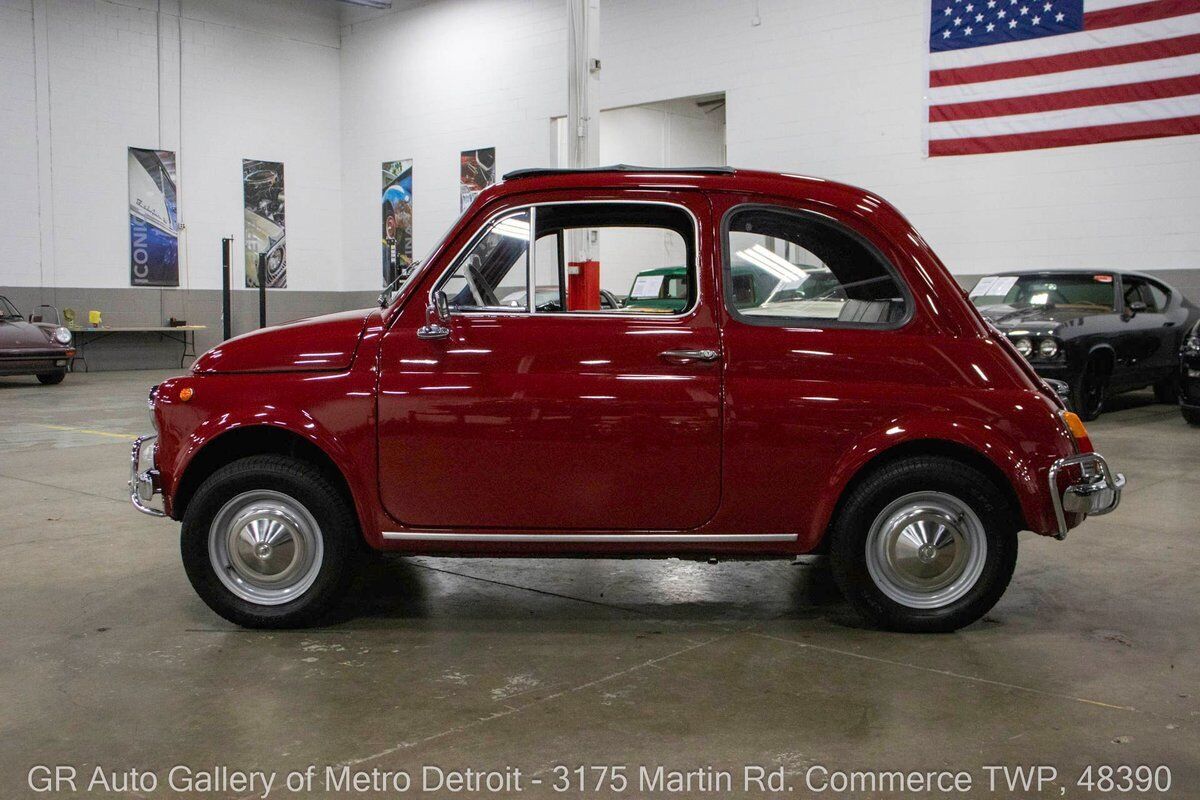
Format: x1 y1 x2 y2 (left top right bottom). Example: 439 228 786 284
928 0 1200 156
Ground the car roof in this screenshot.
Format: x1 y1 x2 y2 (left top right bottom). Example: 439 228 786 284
484 165 886 210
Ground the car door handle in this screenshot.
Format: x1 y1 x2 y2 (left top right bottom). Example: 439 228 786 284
659 349 721 364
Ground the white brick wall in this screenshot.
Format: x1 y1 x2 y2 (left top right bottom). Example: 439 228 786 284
0 0 343 292
339 0 567 291
340 0 1200 290
4 0 1199 296
0 0 42 287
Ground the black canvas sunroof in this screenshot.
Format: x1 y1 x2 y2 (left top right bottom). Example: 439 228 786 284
502 164 736 181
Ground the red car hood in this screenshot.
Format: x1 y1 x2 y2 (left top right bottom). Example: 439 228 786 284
192 309 373 373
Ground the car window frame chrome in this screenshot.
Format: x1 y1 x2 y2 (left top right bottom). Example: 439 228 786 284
427 198 705 322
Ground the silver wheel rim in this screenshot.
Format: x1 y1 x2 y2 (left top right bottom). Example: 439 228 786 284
208 490 324 606
864 491 987 610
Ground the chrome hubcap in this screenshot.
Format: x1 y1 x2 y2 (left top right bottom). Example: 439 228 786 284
209 490 323 606
865 491 987 609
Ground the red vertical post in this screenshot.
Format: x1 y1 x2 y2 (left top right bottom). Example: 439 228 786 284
567 260 601 311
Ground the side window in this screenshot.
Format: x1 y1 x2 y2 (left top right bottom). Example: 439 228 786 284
1147 282 1169 312
724 206 908 326
440 210 531 311
531 203 695 314
1122 277 1161 312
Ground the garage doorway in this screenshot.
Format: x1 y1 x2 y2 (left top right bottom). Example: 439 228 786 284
552 92 727 168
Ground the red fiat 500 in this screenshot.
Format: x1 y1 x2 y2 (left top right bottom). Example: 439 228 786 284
130 166 1124 632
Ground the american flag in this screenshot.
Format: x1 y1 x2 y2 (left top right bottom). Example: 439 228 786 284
927 0 1200 155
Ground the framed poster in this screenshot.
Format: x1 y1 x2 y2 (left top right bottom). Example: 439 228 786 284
243 159 286 288
128 147 179 287
382 159 413 287
460 147 495 212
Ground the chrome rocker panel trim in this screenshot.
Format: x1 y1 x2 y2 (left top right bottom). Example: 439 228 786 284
129 434 165 518
1048 452 1124 540
382 532 799 543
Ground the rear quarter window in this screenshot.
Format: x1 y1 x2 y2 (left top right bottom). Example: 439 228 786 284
722 205 910 328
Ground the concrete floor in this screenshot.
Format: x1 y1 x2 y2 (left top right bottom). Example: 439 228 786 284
1 369 1197 799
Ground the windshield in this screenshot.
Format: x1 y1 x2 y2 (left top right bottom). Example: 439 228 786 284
970 274 1116 311
0 296 21 320
380 210 470 306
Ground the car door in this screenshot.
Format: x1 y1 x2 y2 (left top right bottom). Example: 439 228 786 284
1144 279 1186 382
1116 276 1168 389
376 193 723 532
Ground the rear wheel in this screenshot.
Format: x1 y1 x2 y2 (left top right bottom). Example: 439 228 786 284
1183 407 1200 426
36 371 66 385
829 456 1019 633
1072 355 1109 421
181 455 357 628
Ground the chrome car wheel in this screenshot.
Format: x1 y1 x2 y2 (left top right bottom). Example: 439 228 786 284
864 491 987 610
208 490 324 606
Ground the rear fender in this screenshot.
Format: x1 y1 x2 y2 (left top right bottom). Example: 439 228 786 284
809 409 1064 545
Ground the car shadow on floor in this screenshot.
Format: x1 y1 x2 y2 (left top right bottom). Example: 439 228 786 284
330 554 858 631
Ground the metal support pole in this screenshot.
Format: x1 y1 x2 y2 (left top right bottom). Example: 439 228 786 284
566 0 600 170
257 256 267 329
567 0 600 264
220 237 232 341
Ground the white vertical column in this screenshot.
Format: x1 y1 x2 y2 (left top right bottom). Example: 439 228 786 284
566 0 599 262
31 0 56 299
566 0 600 169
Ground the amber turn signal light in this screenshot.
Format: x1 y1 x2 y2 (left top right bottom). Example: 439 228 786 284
179 387 194 402
1062 411 1088 440
1061 411 1092 451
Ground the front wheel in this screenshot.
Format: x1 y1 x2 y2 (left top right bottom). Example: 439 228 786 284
1183 407 1200 426
37 370 66 385
181 455 358 628
829 456 1019 633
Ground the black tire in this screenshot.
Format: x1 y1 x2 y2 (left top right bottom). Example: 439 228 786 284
1183 407 1200 426
1153 374 1180 404
829 456 1019 633
181 455 358 628
1072 355 1109 421
36 371 66 385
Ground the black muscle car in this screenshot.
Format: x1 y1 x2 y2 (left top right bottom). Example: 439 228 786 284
0 297 74 384
1181 319 1200 426
970 271 1199 420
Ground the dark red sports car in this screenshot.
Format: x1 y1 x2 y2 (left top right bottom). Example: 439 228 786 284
0 296 74 384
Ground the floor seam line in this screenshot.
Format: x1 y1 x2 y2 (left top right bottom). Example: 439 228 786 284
751 632 1139 712
408 560 655 617
321 632 731 780
0 471 127 505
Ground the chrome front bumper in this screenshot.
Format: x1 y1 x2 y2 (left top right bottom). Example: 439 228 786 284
1048 452 1125 539
129 434 165 517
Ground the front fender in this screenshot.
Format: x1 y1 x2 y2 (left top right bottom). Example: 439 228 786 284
152 372 377 534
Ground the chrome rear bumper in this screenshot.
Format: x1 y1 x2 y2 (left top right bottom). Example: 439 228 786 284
129 434 165 517
1048 452 1124 539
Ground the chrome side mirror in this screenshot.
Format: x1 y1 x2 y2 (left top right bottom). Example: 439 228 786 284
417 291 451 340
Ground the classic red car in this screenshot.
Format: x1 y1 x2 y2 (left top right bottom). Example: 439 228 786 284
131 166 1124 632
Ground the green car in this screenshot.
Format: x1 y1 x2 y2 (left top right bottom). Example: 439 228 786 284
625 262 840 314
624 266 693 312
